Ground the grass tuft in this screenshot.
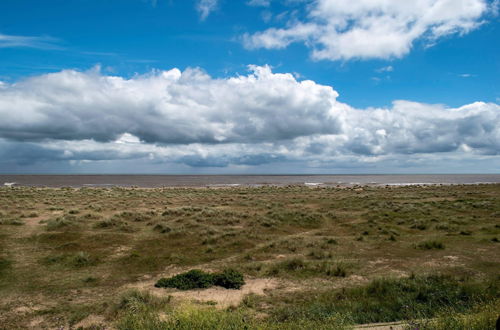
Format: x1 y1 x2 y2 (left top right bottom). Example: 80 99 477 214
416 240 445 250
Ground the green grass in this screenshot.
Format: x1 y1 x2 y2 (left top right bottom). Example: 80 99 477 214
406 300 500 329
261 274 499 324
265 258 351 278
115 293 353 330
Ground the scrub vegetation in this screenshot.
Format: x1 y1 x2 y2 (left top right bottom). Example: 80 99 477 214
0 184 499 329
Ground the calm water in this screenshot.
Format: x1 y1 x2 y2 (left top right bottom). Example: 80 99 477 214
1 174 500 188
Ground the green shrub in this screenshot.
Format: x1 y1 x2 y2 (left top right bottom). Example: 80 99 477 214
155 269 215 290
155 269 245 290
213 269 245 289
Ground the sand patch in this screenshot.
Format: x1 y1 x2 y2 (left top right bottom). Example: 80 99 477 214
170 278 279 308
74 314 107 329
13 304 43 315
109 245 132 259
127 277 279 309
354 321 405 330
13 306 34 314
28 316 45 328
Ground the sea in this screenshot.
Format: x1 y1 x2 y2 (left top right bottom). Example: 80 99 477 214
1 174 500 188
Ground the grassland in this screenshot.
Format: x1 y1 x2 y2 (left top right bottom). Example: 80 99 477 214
0 184 499 329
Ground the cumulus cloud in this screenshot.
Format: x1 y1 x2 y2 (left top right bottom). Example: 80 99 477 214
0 65 342 144
243 0 492 60
196 0 218 21
0 66 499 170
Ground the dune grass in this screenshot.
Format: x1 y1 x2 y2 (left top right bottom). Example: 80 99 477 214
0 184 499 328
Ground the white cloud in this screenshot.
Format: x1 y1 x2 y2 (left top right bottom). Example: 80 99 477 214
244 0 491 60
247 0 271 7
0 33 60 49
196 0 218 21
376 66 394 73
0 66 498 170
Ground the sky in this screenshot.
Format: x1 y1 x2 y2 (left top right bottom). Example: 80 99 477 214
0 0 499 174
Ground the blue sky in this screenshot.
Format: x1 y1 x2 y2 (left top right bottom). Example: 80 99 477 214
0 0 499 173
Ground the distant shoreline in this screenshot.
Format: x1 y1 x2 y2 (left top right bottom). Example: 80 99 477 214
2 174 500 189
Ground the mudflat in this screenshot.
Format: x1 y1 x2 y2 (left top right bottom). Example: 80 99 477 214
0 184 499 329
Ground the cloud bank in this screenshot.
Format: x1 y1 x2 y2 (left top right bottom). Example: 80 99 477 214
243 0 492 60
0 66 499 172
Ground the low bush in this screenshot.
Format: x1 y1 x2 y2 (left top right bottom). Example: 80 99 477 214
155 269 245 290
155 270 214 290
213 268 245 289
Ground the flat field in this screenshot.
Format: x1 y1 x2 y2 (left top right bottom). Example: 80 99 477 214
0 184 499 329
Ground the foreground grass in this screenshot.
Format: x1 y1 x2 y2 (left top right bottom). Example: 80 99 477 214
0 184 499 328
258 274 499 324
116 274 499 330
